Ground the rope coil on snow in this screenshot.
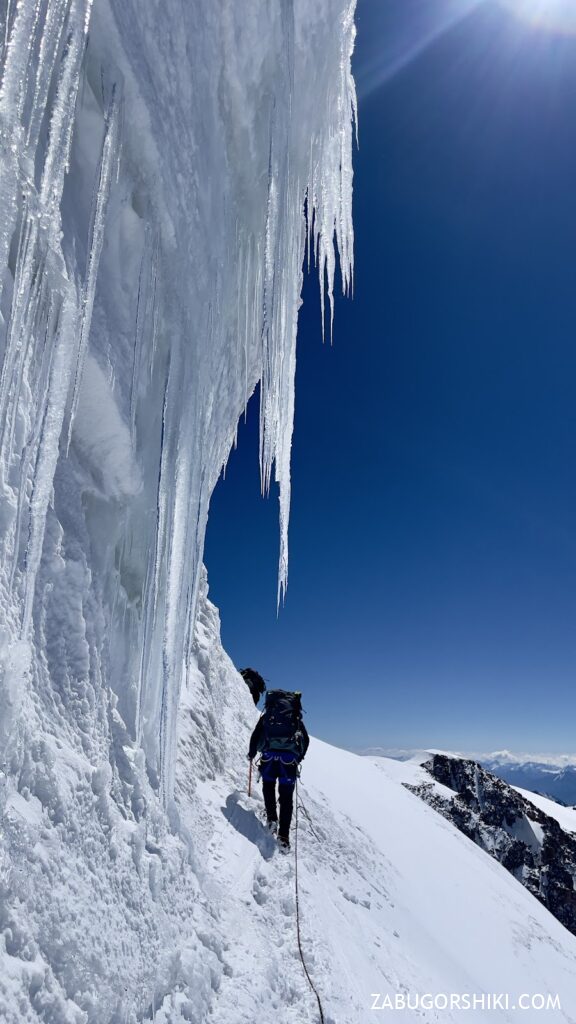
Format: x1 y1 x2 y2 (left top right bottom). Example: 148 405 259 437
294 780 325 1024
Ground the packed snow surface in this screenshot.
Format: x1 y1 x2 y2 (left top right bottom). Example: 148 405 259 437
514 788 576 835
3 579 576 1021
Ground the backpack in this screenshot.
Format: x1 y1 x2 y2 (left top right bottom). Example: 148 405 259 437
240 667 266 695
261 690 305 756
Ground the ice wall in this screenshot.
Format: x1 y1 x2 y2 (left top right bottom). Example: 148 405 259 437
0 0 355 1018
0 0 356 801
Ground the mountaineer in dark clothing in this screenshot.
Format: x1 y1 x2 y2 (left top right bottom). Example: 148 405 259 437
248 690 309 851
240 667 266 705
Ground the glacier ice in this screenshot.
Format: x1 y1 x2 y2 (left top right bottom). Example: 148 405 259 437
0 0 356 1017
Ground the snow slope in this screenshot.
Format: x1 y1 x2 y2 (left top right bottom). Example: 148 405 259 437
3 569 576 1021
514 788 576 836
170 610 576 1024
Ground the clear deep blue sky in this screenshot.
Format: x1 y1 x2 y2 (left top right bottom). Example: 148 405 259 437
204 0 576 755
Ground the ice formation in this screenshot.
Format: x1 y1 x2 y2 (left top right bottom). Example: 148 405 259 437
0 0 357 1017
0 0 356 1017
0 0 356 794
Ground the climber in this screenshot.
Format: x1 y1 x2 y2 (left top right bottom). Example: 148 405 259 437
248 690 309 851
240 667 266 705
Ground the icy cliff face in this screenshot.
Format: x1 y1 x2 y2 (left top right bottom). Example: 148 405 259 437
0 0 355 1017
0 0 356 796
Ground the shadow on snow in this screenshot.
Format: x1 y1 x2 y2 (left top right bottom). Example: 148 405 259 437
222 790 276 860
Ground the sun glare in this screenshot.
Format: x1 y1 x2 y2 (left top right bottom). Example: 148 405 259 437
499 0 576 33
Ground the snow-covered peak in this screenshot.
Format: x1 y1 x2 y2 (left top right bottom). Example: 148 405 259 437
480 751 576 769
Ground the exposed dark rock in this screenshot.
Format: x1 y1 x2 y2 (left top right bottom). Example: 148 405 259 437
405 754 576 937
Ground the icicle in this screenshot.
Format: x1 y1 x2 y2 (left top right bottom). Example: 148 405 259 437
134 362 171 746
65 80 119 451
148 235 160 381
0 211 38 483
130 220 153 436
243 235 251 415
22 288 78 637
0 0 39 124
39 0 92 227
9 291 57 590
26 0 71 157
159 424 193 803
0 0 94 595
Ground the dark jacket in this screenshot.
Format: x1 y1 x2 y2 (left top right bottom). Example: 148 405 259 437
249 715 310 761
241 668 266 705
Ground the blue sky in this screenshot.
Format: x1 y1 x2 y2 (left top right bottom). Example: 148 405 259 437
205 0 576 754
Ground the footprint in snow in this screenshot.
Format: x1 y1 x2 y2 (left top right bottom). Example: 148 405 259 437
279 893 295 916
252 871 269 905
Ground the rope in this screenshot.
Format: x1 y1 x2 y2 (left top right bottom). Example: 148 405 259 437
294 779 325 1024
297 790 322 843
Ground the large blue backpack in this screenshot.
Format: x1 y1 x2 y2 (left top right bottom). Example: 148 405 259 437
261 690 305 756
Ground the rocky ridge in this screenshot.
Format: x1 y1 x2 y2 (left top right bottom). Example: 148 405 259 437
406 754 576 936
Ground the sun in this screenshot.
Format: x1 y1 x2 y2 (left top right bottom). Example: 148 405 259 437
499 0 576 33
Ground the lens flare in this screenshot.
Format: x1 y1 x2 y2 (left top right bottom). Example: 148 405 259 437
499 0 576 33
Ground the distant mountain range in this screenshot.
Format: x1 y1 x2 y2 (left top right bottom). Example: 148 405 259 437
361 748 576 806
479 755 576 807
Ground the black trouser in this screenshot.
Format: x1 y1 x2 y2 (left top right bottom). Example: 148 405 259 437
259 752 298 838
